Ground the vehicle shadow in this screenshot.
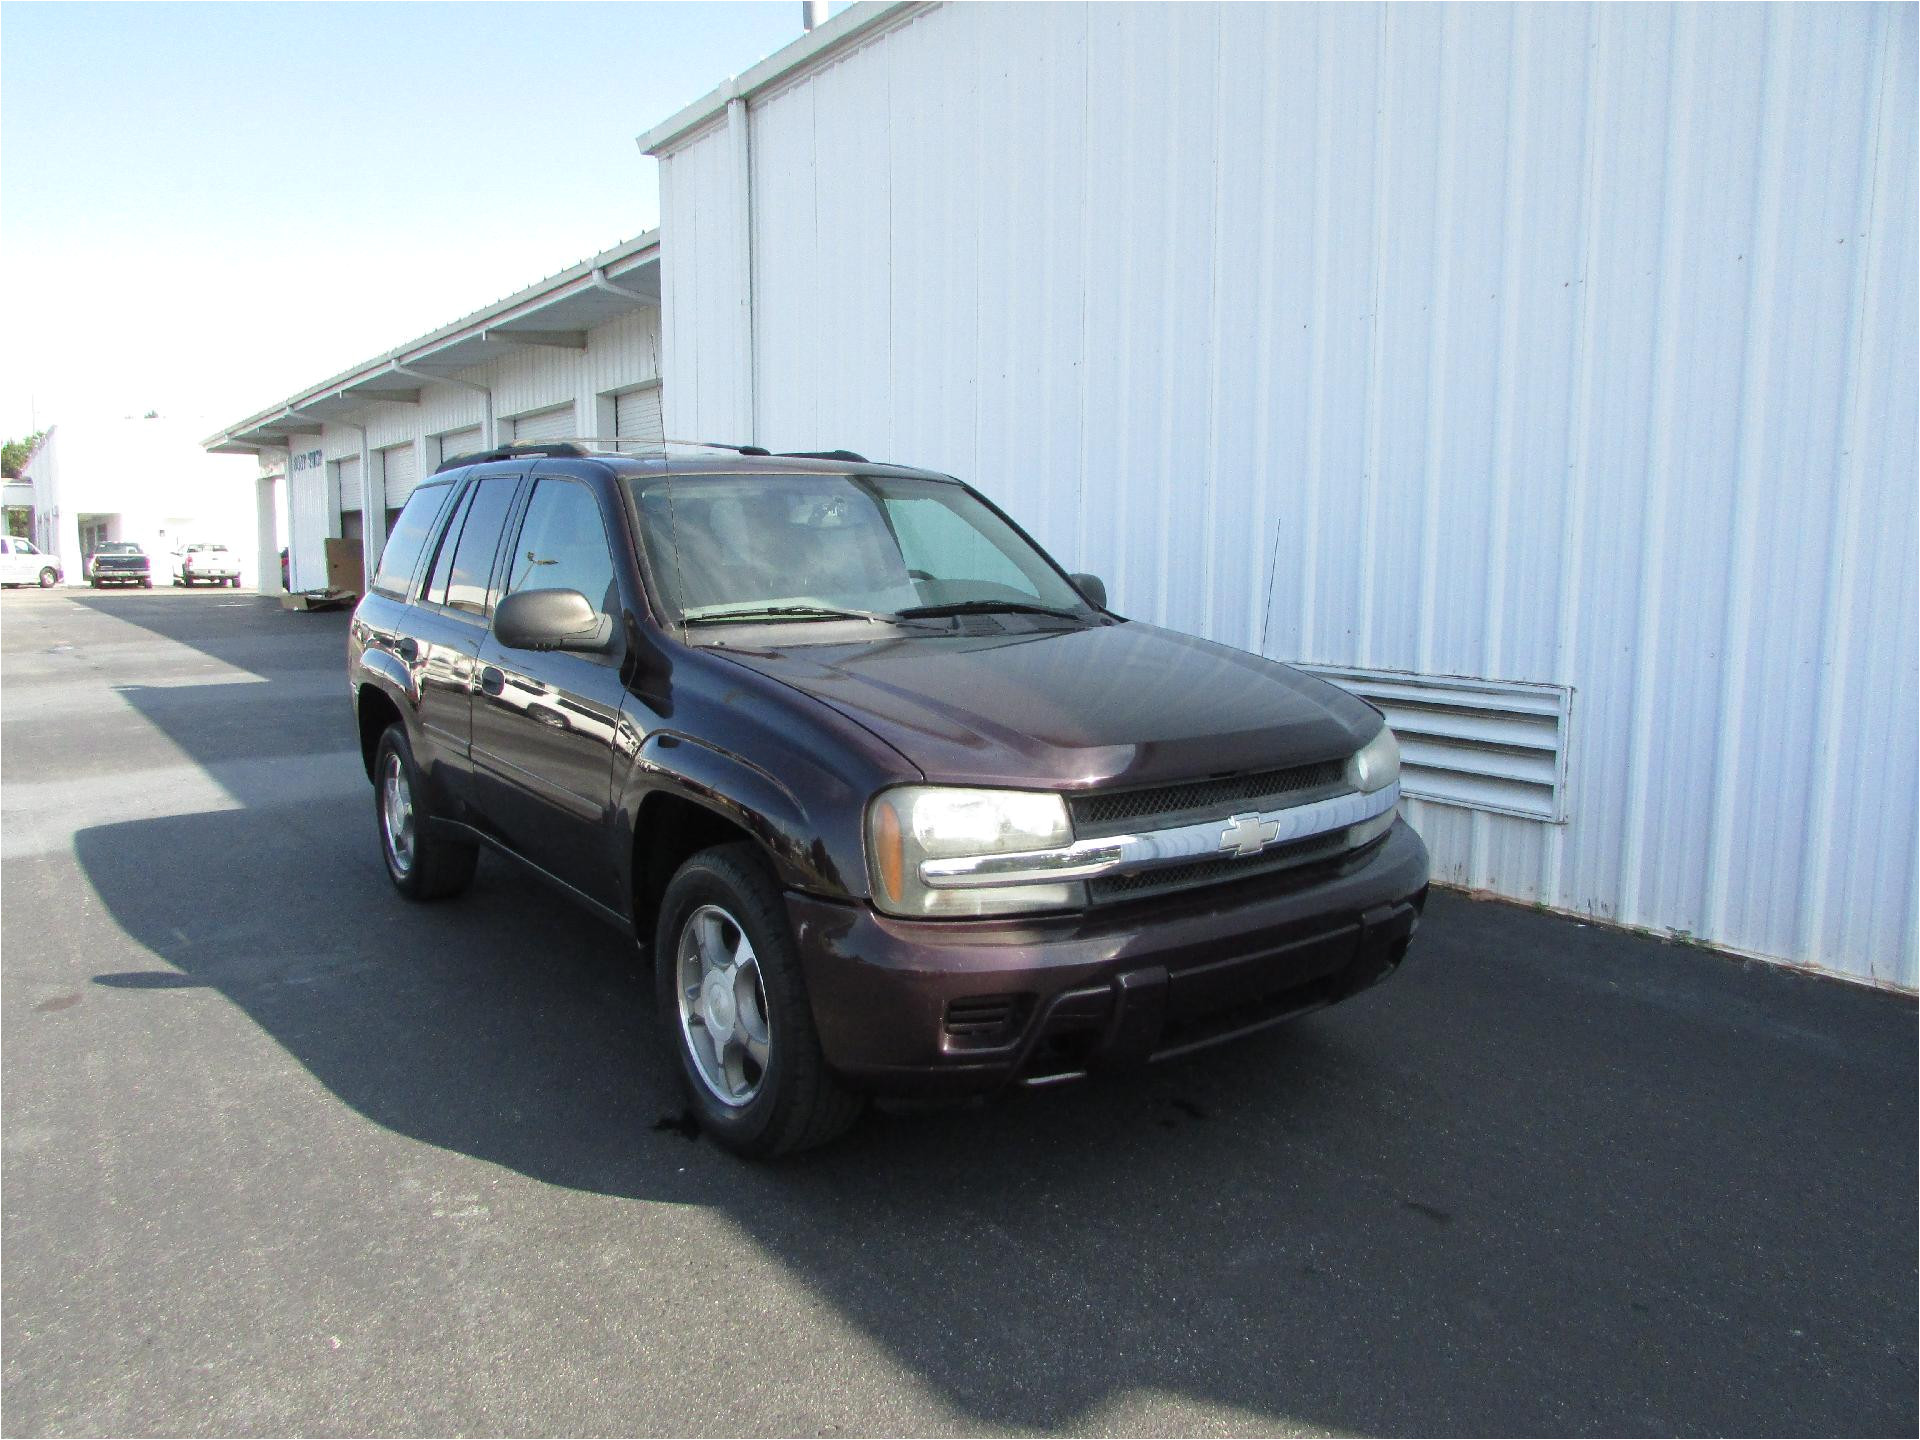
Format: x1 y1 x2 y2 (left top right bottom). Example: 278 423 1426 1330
61 592 1920 1436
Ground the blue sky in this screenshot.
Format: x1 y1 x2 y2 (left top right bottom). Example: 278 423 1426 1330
0 2 824 438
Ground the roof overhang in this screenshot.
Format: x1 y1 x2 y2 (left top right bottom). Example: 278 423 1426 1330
205 231 660 454
637 1 926 156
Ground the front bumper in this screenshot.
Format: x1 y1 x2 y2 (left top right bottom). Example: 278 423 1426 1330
789 818 1430 1095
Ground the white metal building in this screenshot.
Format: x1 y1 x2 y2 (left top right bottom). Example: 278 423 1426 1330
18 416 261 582
641 2 1919 986
206 233 663 595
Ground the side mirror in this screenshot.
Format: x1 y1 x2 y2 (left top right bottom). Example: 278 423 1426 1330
493 588 613 653
1069 572 1107 610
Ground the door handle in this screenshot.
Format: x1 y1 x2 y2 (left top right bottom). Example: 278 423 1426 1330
479 665 505 697
394 637 418 663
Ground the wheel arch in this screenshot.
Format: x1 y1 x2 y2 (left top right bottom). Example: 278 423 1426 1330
355 680 406 783
630 789 762 943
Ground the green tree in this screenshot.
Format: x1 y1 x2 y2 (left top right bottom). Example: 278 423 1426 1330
2 431 45 479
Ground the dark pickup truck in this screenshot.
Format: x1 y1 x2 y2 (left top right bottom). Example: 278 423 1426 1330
88 542 153 588
348 443 1428 1156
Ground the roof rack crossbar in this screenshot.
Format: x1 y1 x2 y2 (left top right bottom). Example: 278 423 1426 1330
778 449 869 463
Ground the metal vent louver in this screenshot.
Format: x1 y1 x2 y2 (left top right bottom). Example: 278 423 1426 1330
1298 665 1572 823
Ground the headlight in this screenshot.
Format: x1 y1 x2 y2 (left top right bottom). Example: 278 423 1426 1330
867 786 1083 918
1346 722 1400 793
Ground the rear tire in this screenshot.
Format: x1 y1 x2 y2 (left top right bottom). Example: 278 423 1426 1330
373 723 477 901
654 843 863 1158
141 578 152 589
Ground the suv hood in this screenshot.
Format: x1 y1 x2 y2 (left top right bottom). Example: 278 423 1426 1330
713 620 1380 790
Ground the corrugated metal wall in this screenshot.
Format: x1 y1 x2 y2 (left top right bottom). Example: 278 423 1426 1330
655 0 1919 986
660 120 746 444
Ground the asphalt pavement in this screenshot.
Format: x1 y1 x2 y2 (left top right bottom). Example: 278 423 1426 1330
2 587 1914 1437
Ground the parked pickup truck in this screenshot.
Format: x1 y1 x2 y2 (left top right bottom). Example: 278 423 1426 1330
172 543 240 588
89 542 153 588
348 443 1429 1156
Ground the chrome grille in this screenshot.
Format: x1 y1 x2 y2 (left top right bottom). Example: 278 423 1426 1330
1087 832 1351 905
1068 759 1347 836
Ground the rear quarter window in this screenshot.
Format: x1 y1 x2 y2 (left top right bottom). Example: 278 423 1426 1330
372 483 454 598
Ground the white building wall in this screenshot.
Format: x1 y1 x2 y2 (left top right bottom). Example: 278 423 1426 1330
659 120 747 445
284 305 663 592
19 418 262 583
654 0 1920 986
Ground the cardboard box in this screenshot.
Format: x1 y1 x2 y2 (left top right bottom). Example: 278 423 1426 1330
325 538 365 597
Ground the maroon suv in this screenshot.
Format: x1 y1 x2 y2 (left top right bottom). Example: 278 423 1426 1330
348 443 1429 1156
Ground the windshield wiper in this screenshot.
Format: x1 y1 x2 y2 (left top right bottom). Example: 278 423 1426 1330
684 604 895 626
893 599 1084 621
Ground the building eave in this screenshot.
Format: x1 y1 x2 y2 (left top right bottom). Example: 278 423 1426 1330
636 2 928 157
204 230 660 453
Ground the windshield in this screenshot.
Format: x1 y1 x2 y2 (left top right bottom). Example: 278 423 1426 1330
99 543 143 554
186 544 227 553
629 472 1095 627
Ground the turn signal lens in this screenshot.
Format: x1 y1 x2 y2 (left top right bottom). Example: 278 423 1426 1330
873 799 905 908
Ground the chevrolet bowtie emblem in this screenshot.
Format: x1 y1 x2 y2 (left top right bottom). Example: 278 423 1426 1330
1219 812 1281 859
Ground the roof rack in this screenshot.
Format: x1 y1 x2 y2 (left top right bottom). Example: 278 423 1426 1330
779 449 869 463
688 441 772 456
686 441 871 463
434 441 590 473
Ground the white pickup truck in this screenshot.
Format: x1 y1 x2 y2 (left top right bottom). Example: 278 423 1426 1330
171 543 241 588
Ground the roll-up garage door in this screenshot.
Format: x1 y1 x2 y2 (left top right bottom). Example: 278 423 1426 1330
613 385 664 449
510 405 574 444
437 427 483 467
336 456 362 513
381 444 418 506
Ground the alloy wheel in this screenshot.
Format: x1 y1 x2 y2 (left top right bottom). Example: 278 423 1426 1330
381 752 415 875
675 904 772 1107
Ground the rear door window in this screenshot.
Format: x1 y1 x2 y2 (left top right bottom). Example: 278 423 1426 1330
424 485 474 605
444 476 520 615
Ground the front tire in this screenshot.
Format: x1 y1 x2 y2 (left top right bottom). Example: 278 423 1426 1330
654 844 863 1158
373 723 477 901
37 568 57 588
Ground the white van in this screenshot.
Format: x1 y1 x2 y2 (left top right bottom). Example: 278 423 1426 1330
0 536 63 588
